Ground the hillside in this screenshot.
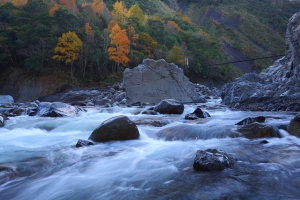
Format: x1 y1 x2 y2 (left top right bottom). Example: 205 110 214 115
0 0 299 86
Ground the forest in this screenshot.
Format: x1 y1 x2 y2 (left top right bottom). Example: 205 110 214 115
1 0 300 84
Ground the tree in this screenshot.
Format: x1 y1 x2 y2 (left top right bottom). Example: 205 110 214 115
139 32 157 57
84 22 94 42
49 4 59 17
112 0 128 24
182 16 192 24
60 0 79 14
165 20 181 34
92 0 105 17
167 45 184 66
108 24 130 68
52 31 82 78
128 3 146 25
11 0 27 6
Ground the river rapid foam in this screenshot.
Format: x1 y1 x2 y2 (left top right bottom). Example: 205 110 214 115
0 100 300 199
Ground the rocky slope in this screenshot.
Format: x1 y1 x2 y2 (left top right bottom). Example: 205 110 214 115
220 11 300 111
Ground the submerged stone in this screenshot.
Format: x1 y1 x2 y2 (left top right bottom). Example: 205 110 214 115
75 139 94 148
193 149 235 171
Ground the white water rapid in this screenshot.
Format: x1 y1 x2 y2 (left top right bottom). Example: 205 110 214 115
0 100 300 199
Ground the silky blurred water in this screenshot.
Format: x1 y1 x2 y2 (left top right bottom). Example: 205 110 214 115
0 101 300 199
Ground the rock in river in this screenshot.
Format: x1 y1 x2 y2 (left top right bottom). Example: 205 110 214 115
193 149 235 171
154 99 184 114
88 115 139 142
236 122 281 139
36 102 78 117
185 107 211 120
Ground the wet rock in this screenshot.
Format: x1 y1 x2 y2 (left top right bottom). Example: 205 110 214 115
141 110 158 115
75 139 94 148
123 59 205 104
36 102 78 117
88 115 139 142
287 113 300 137
193 149 235 171
235 116 266 125
154 99 184 114
134 118 171 127
236 122 281 139
185 108 210 120
61 90 100 105
260 140 269 144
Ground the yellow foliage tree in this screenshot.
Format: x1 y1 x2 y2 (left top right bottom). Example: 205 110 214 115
128 3 146 25
107 20 117 31
108 24 130 67
92 0 105 17
11 0 27 6
112 0 128 24
49 4 59 17
128 26 139 44
53 31 82 78
182 16 192 24
167 45 184 65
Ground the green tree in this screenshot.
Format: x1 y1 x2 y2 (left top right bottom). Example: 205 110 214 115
53 31 82 78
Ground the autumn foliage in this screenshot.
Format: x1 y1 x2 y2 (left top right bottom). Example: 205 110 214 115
11 0 27 6
182 16 192 24
49 4 59 17
112 0 128 24
60 0 79 14
165 20 181 34
108 24 130 66
53 31 82 77
84 22 94 42
92 0 105 17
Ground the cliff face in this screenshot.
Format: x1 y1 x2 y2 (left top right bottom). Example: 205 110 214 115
220 11 300 110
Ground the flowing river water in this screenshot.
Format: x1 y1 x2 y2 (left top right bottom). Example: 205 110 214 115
0 99 300 199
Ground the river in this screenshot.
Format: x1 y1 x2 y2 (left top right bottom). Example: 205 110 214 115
0 99 300 199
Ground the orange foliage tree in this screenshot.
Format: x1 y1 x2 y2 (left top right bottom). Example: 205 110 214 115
84 22 94 42
182 16 192 24
92 0 105 17
49 4 59 17
60 0 79 14
165 20 181 34
11 0 27 6
107 20 117 31
108 24 130 67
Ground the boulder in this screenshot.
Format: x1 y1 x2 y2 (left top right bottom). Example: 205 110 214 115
154 99 184 114
193 149 235 171
185 107 210 120
61 90 100 106
123 59 205 104
36 102 78 117
236 122 281 139
287 113 300 137
88 115 139 142
0 95 14 105
235 116 266 125
75 139 94 148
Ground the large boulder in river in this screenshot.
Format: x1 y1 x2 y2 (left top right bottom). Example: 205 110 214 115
287 113 300 137
123 59 205 104
154 99 184 114
220 11 300 111
236 122 281 139
36 102 78 117
193 149 235 171
88 115 139 142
